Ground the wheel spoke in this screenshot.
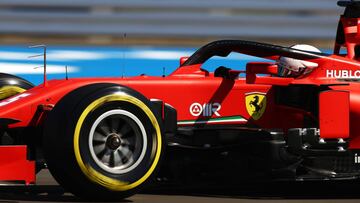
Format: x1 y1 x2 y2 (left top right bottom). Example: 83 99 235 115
94 132 106 142
118 149 129 164
95 147 108 159
117 147 128 163
115 150 123 166
101 151 111 166
127 144 135 151
125 151 133 161
120 145 129 154
121 139 130 146
110 117 120 133
94 143 106 154
121 146 133 160
119 123 132 137
97 121 110 135
122 137 136 150
109 152 115 167
93 140 105 146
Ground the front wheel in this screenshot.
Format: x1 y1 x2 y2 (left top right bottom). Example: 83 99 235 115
43 84 164 200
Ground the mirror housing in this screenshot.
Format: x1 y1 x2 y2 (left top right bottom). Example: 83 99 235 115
180 57 189 66
246 62 294 86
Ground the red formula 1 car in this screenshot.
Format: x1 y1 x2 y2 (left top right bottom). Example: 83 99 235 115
0 0 360 200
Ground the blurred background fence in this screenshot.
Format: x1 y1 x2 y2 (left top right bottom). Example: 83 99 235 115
0 0 343 47
0 0 345 84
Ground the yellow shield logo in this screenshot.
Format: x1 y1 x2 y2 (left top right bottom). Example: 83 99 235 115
245 93 267 120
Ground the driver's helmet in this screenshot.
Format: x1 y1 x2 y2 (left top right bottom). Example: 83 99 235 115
277 44 321 77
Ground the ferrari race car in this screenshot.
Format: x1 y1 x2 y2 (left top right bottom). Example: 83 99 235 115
0 0 360 200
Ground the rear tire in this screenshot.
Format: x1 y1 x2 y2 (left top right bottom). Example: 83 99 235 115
43 83 164 200
0 73 34 145
0 73 34 100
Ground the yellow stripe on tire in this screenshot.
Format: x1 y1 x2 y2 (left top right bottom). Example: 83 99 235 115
73 93 162 191
0 85 26 100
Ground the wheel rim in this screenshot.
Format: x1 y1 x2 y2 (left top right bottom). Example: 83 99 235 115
88 109 147 174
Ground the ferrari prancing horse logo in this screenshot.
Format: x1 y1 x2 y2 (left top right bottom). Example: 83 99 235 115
245 92 267 120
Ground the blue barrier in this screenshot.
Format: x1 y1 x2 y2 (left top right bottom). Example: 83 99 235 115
0 45 329 85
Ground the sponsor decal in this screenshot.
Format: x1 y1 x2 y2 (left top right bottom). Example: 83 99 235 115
326 70 360 79
245 92 267 120
0 93 30 107
189 102 221 117
355 153 360 164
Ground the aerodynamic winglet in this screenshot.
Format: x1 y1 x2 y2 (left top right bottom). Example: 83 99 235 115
0 118 21 126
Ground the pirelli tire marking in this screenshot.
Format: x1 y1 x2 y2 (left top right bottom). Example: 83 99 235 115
73 93 162 191
0 85 26 100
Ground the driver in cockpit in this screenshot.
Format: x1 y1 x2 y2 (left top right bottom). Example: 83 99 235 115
277 44 321 77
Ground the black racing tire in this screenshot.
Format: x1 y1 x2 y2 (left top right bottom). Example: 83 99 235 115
0 73 34 100
43 83 164 200
0 74 33 146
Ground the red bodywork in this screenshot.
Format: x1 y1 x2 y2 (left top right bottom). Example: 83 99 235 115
0 146 35 185
2 56 359 142
0 54 358 184
1 3 360 184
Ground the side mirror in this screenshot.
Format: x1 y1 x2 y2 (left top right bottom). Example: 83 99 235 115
180 57 189 66
246 62 294 86
246 62 278 75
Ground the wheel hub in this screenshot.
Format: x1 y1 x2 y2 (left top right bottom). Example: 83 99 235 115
106 133 122 150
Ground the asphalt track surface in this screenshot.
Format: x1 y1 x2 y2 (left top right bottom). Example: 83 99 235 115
0 170 359 203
